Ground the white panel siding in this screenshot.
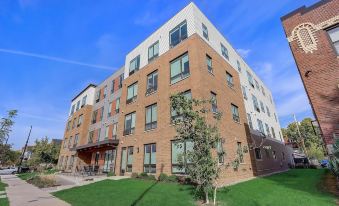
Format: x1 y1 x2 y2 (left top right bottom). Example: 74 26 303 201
70 86 96 116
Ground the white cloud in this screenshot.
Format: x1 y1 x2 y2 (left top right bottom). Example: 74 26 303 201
237 49 251 58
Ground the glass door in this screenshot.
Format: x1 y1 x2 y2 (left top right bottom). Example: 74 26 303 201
103 149 117 173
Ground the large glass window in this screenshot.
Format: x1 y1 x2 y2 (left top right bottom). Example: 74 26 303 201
247 113 253 129
252 95 260 112
260 101 265 113
119 74 124 88
171 90 192 122
76 101 80 111
171 140 193 174
247 71 254 88
129 55 140 75
95 90 101 103
127 147 133 172
146 70 158 95
112 123 117 139
327 26 339 55
145 104 157 131
211 92 218 113
170 21 187 47
124 112 136 135
121 148 127 173
115 98 120 113
226 72 234 88
148 41 159 62
206 55 213 73
231 104 240 123
70 105 75 115
111 80 115 94
92 110 97 124
242 86 247 100
221 43 229 60
127 82 138 104
77 114 83 127
144 144 156 173
202 23 209 40
170 53 190 84
257 119 265 134
81 95 87 107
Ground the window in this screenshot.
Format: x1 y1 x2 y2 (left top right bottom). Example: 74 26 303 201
127 82 138 104
202 23 208 40
127 147 133 172
272 151 277 159
269 94 273 104
217 139 224 164
242 86 247 100
77 114 83 127
237 142 244 163
265 123 271 137
170 21 187 48
221 43 229 60
171 140 193 174
148 41 159 62
76 101 80 111
255 148 262 160
171 90 192 121
121 148 127 173
129 55 140 75
247 113 253 129
81 95 87 107
145 104 157 131
70 105 75 115
211 92 218 113
206 55 213 73
72 118 77 128
112 123 117 139
144 144 156 173
257 119 265 134
274 113 278 122
97 128 101 142
254 79 259 89
124 112 136 135
170 53 189 84
74 134 79 147
108 102 112 117
261 86 266 96
226 72 234 88
119 74 124 89
103 86 107 98
247 71 254 88
95 90 101 103
105 126 109 140
111 80 115 94
100 107 104 121
237 60 241 72
266 106 271 117
88 131 94 143
252 95 260 112
271 127 276 139
327 26 339 55
92 110 97 124
146 70 158 95
231 104 240 123
68 136 72 148
115 98 120 113
67 121 71 131
260 101 265 113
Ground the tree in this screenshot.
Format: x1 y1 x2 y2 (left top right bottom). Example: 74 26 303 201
0 110 18 166
282 117 325 160
28 137 61 167
329 139 339 178
171 93 221 205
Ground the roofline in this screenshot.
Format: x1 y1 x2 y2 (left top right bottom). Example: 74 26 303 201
71 84 97 102
281 0 332 21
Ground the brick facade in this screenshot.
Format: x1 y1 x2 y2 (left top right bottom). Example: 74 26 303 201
281 0 339 152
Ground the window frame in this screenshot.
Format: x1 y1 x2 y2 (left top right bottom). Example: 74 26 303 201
169 21 188 48
148 41 159 62
326 25 339 55
202 23 209 40
146 70 158 95
124 112 136 136
145 103 157 131
171 140 193 174
226 71 234 88
144 143 156 173
170 52 190 84
211 92 218 113
206 54 213 73
129 55 140 76
221 43 229 60
126 82 138 104
231 104 240 123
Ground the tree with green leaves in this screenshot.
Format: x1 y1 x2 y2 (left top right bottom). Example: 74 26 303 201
0 110 18 166
329 138 339 179
282 117 325 160
28 137 61 167
171 93 222 205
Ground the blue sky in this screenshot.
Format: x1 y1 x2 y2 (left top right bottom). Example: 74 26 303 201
0 0 318 149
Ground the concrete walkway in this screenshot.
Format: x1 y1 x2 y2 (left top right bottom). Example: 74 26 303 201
0 175 70 206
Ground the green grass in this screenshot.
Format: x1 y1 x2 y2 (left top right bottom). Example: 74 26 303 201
17 172 37 180
0 179 9 206
53 169 336 206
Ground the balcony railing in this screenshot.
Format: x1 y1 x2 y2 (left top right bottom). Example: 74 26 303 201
126 96 137 104
123 127 135 136
146 87 157 95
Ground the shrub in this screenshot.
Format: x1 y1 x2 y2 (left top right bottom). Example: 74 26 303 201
107 172 115 177
158 173 168 181
138 172 148 178
27 175 56 188
167 175 178 182
131 172 139 178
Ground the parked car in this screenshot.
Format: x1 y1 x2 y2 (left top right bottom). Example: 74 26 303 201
320 159 329 168
0 167 17 175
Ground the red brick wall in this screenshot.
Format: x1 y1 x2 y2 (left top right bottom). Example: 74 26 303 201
281 0 339 148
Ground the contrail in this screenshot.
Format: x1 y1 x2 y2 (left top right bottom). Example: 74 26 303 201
0 48 116 71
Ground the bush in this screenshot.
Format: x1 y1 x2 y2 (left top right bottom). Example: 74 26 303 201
138 172 148 178
107 172 115 177
167 175 178 182
158 173 168 181
131 172 139 178
27 175 56 188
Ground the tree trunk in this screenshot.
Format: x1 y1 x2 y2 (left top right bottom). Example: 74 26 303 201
213 187 217 205
205 191 209 204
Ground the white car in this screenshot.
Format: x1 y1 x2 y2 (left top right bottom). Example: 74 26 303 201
0 167 17 175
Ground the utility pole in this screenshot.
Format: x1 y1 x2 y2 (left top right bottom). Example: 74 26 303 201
18 126 32 173
293 114 307 156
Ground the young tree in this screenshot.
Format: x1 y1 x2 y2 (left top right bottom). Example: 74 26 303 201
171 93 221 204
28 137 61 167
0 110 18 166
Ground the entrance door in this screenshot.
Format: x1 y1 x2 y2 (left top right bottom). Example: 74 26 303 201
103 149 116 173
121 147 127 175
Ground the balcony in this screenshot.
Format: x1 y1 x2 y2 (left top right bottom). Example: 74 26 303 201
123 127 135 136
74 139 119 152
126 96 137 104
145 87 157 96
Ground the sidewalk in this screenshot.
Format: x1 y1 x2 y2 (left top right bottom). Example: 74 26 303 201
1 175 70 206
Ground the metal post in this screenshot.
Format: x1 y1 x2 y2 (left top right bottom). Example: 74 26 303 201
17 126 32 173
293 114 307 156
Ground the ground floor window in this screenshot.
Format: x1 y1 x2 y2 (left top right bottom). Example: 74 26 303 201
121 147 133 173
103 149 116 173
127 147 133 172
171 140 193 174
144 144 156 173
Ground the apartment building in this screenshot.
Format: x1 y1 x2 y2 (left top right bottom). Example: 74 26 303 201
58 2 291 183
281 0 339 154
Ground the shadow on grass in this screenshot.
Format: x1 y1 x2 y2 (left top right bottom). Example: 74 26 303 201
131 181 159 206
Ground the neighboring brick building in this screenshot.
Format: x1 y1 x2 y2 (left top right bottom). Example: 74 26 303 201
58 2 292 184
281 0 339 153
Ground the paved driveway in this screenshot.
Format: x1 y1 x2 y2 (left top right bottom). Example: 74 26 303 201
1 175 70 206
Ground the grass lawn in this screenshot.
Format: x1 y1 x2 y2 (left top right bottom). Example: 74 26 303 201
17 172 37 180
0 179 9 206
53 169 337 206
